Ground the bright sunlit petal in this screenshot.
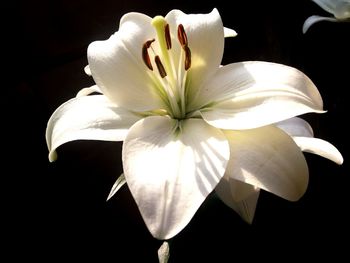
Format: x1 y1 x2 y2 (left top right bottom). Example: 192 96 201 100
46 95 141 162
199 61 324 130
224 126 309 201
123 116 229 239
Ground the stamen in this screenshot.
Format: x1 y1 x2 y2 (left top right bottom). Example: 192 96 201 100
151 16 174 81
142 39 155 70
145 39 155 48
183 45 191 70
165 24 172 50
155 56 167 78
177 24 188 46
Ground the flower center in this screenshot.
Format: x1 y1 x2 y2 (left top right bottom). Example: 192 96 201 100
142 16 192 119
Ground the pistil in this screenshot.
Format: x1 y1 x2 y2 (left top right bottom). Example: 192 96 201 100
151 16 175 82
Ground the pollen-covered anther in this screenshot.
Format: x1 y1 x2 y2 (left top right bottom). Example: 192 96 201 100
177 24 188 46
142 39 155 70
165 24 172 50
155 55 167 78
183 45 191 70
177 24 191 70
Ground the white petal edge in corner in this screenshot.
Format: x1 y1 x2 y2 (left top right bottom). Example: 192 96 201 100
198 61 324 130
76 85 102 97
216 176 260 224
275 117 314 137
123 116 229 239
293 137 343 164
106 173 127 201
303 15 338 33
46 95 141 162
312 0 337 14
224 125 309 201
224 27 237 37
84 65 92 76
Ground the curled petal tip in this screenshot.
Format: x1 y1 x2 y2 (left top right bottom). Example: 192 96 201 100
106 173 127 201
337 156 344 165
84 65 92 76
76 85 102 98
331 147 344 165
224 27 238 38
49 151 57 162
303 15 339 33
293 137 344 165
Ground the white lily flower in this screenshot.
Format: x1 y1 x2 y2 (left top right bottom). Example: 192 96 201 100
46 9 341 240
216 117 343 224
303 0 350 33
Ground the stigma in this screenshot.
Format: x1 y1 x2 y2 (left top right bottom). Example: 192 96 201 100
143 16 192 77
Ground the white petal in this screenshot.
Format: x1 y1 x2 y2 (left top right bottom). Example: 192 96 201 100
199 61 324 130
275 117 314 137
311 0 350 17
312 0 338 14
84 65 92 76
123 116 229 239
76 85 102 97
224 126 309 201
224 27 238 37
293 137 343 164
46 95 141 162
88 12 165 111
333 1 350 19
106 173 127 201
303 15 338 33
165 9 225 103
216 177 260 224
275 118 343 164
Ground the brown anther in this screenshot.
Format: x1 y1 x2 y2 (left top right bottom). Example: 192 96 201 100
183 45 191 70
165 24 172 50
177 24 188 46
142 39 155 70
145 39 155 48
155 56 167 78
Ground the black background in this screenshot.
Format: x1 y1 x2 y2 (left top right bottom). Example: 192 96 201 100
6 0 349 261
